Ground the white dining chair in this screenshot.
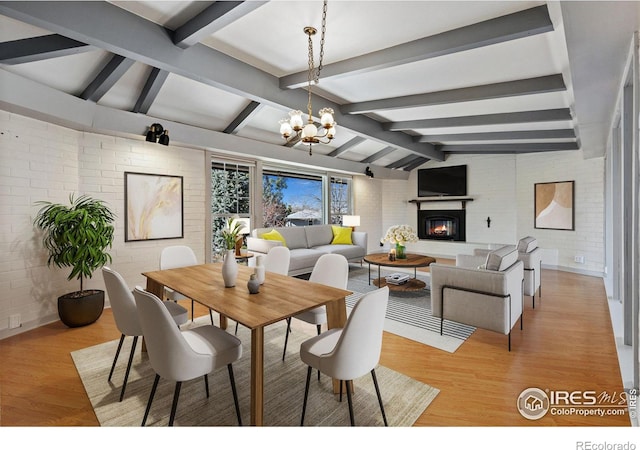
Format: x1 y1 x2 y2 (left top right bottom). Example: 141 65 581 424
282 253 349 363
264 246 291 276
299 286 390 426
234 246 291 335
102 266 188 402
160 245 213 324
133 287 243 427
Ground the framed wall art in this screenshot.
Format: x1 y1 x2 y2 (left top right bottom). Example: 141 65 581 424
125 172 184 241
534 180 575 231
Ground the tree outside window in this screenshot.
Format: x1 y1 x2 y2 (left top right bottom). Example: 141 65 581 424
211 162 250 256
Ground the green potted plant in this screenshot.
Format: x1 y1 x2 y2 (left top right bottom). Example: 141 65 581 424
33 194 115 327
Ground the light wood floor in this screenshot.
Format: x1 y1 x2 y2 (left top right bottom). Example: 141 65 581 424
0 263 630 426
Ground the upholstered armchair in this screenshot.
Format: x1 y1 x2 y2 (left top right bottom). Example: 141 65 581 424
516 236 542 308
430 245 524 351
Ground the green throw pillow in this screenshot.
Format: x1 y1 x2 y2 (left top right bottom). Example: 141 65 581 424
261 229 287 247
331 225 353 245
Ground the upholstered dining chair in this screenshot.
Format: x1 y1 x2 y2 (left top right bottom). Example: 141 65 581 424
133 287 243 427
282 253 349 365
299 286 390 426
102 266 188 402
234 246 291 335
160 245 213 324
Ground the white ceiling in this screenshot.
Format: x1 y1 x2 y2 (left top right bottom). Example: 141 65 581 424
0 1 637 177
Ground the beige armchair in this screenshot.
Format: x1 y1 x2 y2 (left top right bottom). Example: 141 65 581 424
516 236 542 308
430 245 524 351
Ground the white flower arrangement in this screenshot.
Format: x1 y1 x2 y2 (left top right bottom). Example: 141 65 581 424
381 224 419 246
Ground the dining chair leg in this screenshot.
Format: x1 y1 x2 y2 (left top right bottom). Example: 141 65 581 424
300 366 312 426
282 318 292 361
108 334 125 382
191 300 194 322
142 374 160 426
204 374 210 398
119 335 138 402
234 322 239 335
209 309 214 325
168 381 182 426
316 324 322 381
371 369 388 426
345 378 355 426
227 364 242 426
339 380 343 402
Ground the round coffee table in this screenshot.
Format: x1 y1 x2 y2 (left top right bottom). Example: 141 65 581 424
363 253 436 291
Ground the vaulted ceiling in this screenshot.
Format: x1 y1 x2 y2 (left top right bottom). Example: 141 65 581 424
0 1 637 178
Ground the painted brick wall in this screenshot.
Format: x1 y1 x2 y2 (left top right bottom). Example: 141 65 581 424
0 111 606 338
383 151 604 274
0 112 205 338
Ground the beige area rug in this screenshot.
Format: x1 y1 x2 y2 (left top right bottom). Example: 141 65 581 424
71 317 439 427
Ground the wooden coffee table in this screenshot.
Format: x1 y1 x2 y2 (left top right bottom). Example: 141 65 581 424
363 253 436 291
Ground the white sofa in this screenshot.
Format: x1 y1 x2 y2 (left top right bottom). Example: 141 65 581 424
246 224 367 276
431 245 524 351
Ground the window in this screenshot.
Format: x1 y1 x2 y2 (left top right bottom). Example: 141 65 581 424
262 170 323 227
211 161 251 255
330 176 352 225
261 169 353 227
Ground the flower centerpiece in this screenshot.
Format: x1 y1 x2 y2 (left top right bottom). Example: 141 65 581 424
381 224 418 259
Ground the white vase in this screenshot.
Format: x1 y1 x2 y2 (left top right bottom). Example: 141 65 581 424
222 249 238 287
255 255 265 284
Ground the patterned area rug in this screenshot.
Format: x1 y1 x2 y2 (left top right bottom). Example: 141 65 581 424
71 317 439 427
345 264 475 353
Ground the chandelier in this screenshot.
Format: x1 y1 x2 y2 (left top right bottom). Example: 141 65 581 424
279 1 335 155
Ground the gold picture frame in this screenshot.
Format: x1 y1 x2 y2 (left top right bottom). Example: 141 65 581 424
534 180 575 231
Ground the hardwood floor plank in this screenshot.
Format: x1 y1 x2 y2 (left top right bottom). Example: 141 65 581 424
0 266 630 427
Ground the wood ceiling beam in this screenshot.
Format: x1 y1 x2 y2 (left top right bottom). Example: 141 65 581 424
223 101 263 134
416 128 577 143
384 108 573 131
0 34 93 64
439 142 580 153
173 1 267 49
280 5 553 89
341 74 566 114
328 136 366 157
0 1 444 161
360 146 396 163
80 54 135 102
133 67 169 114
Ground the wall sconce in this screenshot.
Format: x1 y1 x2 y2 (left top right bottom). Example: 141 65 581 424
365 166 374 178
145 123 169 146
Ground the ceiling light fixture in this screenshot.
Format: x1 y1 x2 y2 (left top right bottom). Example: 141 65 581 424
279 0 335 156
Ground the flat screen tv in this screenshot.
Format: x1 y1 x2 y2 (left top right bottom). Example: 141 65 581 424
417 165 467 197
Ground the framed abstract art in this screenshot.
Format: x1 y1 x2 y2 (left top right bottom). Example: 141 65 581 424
534 180 575 231
124 172 184 241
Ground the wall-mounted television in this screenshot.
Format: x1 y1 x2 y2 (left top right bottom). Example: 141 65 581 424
417 165 467 197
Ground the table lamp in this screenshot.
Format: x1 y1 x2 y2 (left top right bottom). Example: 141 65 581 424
342 215 360 231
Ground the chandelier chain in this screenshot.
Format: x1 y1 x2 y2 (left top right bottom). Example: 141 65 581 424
307 29 315 119
316 0 328 84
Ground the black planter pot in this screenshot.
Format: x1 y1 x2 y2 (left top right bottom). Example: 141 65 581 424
57 289 105 328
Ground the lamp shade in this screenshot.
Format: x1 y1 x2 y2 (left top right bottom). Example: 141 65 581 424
342 215 360 227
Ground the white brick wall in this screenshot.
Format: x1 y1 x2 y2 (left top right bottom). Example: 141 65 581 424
378 151 605 274
0 112 206 338
0 111 607 338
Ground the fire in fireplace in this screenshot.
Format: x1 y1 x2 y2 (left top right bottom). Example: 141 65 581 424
418 209 466 241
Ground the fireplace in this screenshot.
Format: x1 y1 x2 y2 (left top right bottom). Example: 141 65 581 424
418 209 466 241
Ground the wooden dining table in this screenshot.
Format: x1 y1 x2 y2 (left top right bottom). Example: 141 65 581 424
142 262 351 426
